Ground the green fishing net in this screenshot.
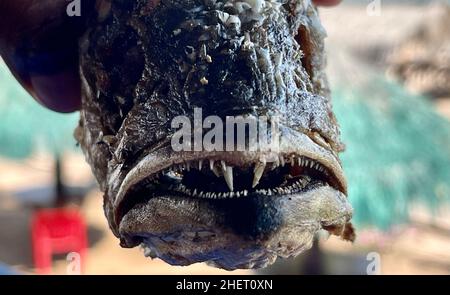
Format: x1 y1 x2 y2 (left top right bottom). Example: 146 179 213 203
333 77 450 229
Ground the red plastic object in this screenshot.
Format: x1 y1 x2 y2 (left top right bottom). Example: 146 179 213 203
31 208 88 274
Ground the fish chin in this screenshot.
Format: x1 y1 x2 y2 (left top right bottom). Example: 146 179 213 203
119 185 352 270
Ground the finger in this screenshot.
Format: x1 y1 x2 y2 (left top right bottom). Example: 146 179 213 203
1 25 83 113
313 0 342 6
29 67 82 113
0 0 93 113
1 47 82 113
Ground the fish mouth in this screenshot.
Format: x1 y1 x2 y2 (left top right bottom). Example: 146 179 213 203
112 128 352 269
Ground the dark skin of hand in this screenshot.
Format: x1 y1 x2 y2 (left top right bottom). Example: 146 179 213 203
0 0 341 113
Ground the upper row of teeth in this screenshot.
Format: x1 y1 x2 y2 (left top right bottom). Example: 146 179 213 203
168 176 312 199
148 155 328 193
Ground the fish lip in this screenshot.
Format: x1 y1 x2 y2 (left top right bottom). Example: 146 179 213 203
117 185 353 269
111 128 347 226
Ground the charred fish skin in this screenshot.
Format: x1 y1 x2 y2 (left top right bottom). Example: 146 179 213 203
76 0 353 270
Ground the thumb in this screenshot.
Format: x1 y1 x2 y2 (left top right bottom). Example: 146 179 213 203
0 0 94 113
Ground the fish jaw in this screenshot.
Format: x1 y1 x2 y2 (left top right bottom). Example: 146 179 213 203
103 126 353 270
120 185 352 270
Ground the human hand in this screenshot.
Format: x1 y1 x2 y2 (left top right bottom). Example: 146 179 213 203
0 0 94 112
0 0 341 113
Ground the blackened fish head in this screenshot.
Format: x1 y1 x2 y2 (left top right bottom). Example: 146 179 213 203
76 0 354 270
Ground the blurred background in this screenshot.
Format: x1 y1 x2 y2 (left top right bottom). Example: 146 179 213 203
0 0 449 275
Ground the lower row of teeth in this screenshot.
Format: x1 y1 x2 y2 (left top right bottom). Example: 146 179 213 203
151 155 328 193
166 176 312 199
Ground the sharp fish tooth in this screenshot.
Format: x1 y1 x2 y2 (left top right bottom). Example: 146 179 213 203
280 156 285 167
210 159 221 177
213 166 222 177
198 160 203 170
221 161 234 191
252 162 266 188
272 157 280 170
